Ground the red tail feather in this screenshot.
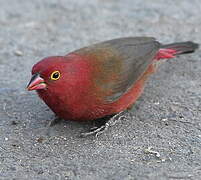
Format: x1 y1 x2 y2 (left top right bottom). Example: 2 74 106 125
155 49 177 60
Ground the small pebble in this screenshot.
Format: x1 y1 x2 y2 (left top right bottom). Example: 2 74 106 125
144 147 160 158
14 50 23 56
36 137 44 143
11 120 18 125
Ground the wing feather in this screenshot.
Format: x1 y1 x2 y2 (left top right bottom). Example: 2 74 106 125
73 37 160 102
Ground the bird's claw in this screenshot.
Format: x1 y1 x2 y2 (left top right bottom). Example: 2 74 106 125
80 111 127 137
80 125 107 137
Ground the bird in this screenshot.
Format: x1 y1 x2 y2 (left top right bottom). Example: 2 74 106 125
27 37 199 136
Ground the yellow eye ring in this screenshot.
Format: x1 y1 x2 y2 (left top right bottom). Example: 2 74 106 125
50 71 61 80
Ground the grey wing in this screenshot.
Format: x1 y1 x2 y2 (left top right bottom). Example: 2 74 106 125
72 37 160 103
103 37 160 102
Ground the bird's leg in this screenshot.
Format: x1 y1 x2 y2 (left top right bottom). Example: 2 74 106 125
48 116 62 127
80 111 128 137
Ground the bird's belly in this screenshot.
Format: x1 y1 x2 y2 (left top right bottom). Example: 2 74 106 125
37 90 112 121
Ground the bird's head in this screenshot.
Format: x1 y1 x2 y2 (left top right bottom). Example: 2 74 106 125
27 55 90 94
27 56 70 92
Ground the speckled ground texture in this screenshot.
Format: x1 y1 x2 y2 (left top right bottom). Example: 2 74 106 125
0 0 201 179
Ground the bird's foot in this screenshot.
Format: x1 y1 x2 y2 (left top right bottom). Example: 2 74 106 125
48 116 62 127
80 111 127 137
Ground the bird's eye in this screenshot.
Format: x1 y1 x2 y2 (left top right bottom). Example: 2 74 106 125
50 71 61 80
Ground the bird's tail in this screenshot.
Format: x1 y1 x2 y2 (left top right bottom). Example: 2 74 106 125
156 41 199 60
161 41 199 55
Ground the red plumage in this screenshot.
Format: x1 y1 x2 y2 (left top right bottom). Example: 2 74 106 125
27 37 198 122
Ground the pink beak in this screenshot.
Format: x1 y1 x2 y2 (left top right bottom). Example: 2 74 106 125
27 73 47 91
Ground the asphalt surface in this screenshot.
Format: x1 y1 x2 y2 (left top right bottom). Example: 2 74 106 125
0 0 201 179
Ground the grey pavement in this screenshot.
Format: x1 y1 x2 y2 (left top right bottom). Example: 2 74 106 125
0 0 201 179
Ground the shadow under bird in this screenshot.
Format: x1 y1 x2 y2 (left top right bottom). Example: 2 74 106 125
27 37 199 136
